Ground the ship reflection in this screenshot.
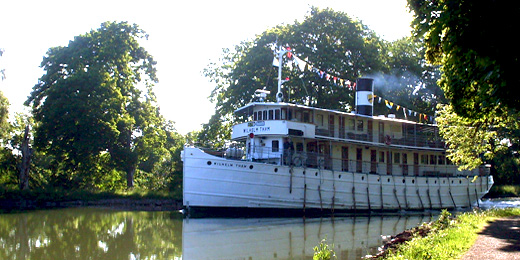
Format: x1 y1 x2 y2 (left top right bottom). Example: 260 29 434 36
182 213 434 260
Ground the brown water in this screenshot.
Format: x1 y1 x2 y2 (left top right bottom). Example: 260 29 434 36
0 208 437 260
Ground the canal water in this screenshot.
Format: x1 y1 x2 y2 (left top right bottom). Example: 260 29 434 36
0 198 518 260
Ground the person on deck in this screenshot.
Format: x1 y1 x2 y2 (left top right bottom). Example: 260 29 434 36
283 138 294 165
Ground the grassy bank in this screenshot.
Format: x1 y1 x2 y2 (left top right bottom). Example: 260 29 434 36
313 208 520 260
382 208 520 260
485 184 520 198
0 185 181 212
0 186 178 201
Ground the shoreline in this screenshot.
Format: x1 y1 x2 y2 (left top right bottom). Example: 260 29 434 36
0 198 183 212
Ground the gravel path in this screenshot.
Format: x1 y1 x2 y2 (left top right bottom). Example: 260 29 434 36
461 216 520 260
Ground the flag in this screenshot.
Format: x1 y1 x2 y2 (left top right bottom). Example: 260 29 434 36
272 57 279 67
385 100 393 109
294 56 307 71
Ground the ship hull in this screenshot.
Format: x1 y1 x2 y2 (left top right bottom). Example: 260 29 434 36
183 147 493 214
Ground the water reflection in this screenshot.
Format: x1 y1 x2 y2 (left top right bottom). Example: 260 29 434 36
0 208 436 260
183 214 433 260
0 208 182 259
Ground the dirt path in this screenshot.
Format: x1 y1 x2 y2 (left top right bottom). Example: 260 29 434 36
461 216 520 260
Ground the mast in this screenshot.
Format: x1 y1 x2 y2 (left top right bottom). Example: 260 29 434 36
274 45 289 103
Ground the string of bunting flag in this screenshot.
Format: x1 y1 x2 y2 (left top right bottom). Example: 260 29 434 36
372 94 435 123
274 46 435 123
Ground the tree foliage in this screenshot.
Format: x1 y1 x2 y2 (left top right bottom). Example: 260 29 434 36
408 0 520 119
26 21 167 189
205 7 385 116
409 0 520 179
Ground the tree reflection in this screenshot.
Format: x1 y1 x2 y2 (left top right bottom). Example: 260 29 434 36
0 208 182 259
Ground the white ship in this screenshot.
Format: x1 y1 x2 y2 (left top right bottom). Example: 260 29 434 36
182 46 493 214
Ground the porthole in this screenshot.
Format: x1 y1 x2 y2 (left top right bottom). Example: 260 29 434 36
387 178 391 182
434 180 437 184
249 165 254 170
426 180 428 184
451 180 454 184
315 172 318 176
362 176 365 181
338 174 342 179
402 179 405 183
412 179 415 184
459 180 462 184
207 161 212 165
274 168 278 173
303 171 306 175
443 180 446 184
377 178 380 182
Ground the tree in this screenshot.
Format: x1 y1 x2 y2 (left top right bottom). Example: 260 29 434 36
407 0 520 119
26 21 164 189
408 0 520 177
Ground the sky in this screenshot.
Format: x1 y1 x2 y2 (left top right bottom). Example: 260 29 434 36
0 0 414 134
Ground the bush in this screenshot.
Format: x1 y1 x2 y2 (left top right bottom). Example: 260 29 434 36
313 239 336 260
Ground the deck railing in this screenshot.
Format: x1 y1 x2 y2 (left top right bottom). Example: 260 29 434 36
315 128 444 149
201 147 487 177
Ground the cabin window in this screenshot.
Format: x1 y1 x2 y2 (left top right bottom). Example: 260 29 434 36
421 154 428 164
295 111 302 121
275 109 281 120
303 112 310 123
268 110 274 120
253 111 258 121
263 110 268 120
296 142 304 152
447 157 453 165
357 120 364 132
317 114 324 126
348 119 355 130
394 152 401 164
272 140 279 152
438 155 445 165
430 155 437 165
379 151 385 163
281 108 287 120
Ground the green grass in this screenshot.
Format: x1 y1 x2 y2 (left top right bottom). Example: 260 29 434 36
0 185 179 203
383 208 520 260
485 184 520 198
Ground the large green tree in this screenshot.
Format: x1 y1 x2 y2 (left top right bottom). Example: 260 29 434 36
408 0 520 119
26 21 166 189
408 0 520 178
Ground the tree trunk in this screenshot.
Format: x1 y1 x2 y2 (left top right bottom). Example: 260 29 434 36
19 125 31 190
126 165 136 188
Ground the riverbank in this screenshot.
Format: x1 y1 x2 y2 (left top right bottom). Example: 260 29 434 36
372 207 520 260
485 184 520 198
0 187 182 212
